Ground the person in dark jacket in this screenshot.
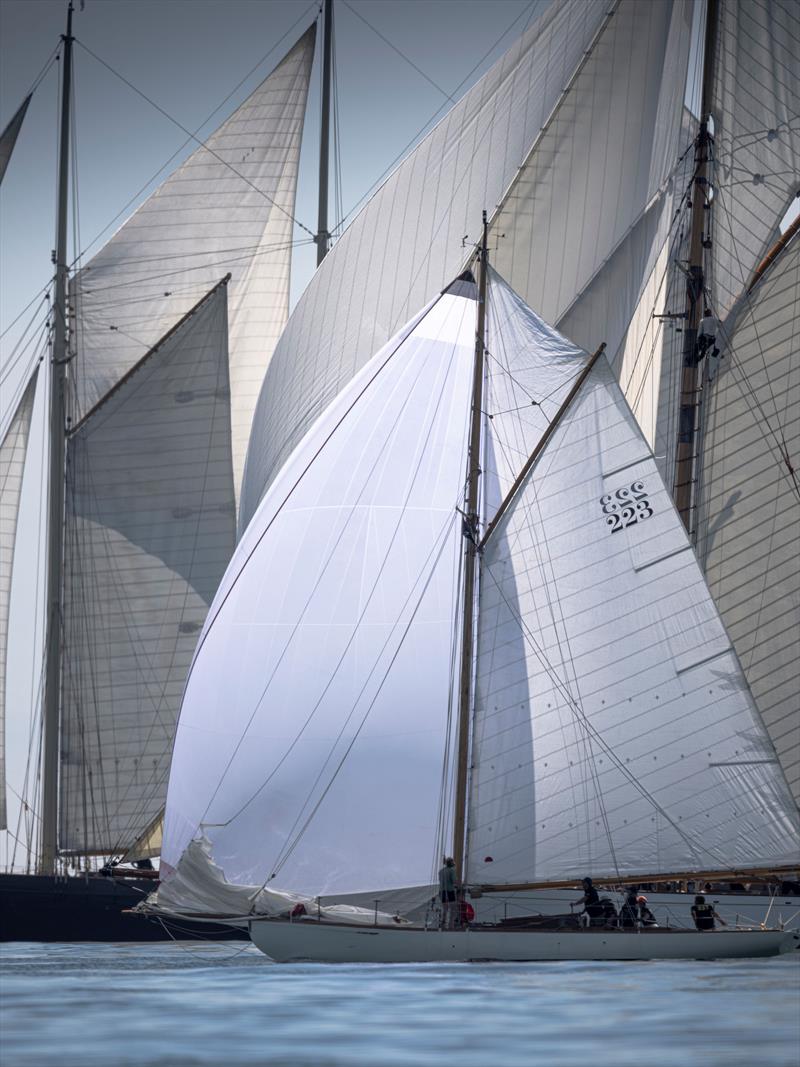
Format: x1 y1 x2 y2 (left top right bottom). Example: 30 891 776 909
573 877 604 925
691 894 727 930
438 857 458 929
620 886 640 928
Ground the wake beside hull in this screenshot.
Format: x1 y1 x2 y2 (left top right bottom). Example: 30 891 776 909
249 919 800 963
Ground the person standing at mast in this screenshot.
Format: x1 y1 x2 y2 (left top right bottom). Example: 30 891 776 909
439 857 458 930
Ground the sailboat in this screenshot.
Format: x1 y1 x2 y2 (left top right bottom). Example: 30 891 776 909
232 0 799 929
148 213 799 961
0 2 321 939
2 0 797 940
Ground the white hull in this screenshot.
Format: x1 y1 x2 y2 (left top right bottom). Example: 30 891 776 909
249 918 800 963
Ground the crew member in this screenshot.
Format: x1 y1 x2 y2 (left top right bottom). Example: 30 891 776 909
620 886 640 928
691 894 727 931
438 857 458 930
573 877 603 926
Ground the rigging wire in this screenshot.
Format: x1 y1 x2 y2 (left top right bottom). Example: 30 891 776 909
340 0 457 104
74 39 317 240
330 0 539 235
70 2 318 266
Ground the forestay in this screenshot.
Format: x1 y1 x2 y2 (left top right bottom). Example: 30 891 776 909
60 283 235 855
0 369 38 830
70 26 315 500
162 281 477 899
468 290 799 884
697 230 800 807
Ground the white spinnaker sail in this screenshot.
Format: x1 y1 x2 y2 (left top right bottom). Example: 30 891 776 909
162 282 477 898
71 26 315 500
708 0 800 319
0 369 38 830
468 315 799 885
240 0 692 529
60 283 235 855
697 231 800 807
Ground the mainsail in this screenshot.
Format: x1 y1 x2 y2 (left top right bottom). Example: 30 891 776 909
60 280 235 856
71 25 315 500
240 0 693 529
696 229 800 807
0 369 38 830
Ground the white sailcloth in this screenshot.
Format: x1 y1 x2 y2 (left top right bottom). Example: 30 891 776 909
162 281 477 899
467 279 799 885
0 369 38 830
71 26 315 500
241 0 692 529
60 283 235 855
697 230 800 806
708 0 800 319
494 0 692 352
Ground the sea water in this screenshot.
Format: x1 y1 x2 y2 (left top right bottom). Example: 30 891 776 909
1 942 798 1067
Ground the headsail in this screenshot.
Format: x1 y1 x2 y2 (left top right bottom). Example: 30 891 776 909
59 280 235 856
467 273 799 885
71 26 315 501
696 228 800 806
240 0 693 529
0 369 38 830
162 279 478 899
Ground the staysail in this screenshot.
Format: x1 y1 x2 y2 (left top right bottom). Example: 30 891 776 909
71 26 315 501
467 274 799 885
696 229 800 807
59 281 235 855
0 369 38 830
162 279 478 897
240 0 692 529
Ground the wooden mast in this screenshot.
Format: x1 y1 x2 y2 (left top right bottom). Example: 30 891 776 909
40 0 74 874
672 0 718 534
452 212 488 885
315 0 333 267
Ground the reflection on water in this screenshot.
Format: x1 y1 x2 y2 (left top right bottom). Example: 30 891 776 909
1 942 798 1067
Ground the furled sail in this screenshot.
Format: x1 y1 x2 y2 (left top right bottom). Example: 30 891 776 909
467 274 799 885
59 281 235 855
162 279 478 898
707 0 800 320
71 26 315 500
0 368 38 830
0 94 31 186
240 0 692 530
696 229 800 807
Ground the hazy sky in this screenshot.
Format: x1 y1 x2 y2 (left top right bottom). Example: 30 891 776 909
0 0 547 867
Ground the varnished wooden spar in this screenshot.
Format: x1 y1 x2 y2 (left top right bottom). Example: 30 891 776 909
452 213 489 884
478 340 607 551
747 214 800 294
472 863 800 894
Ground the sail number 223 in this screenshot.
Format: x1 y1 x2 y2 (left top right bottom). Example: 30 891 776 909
600 481 653 533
